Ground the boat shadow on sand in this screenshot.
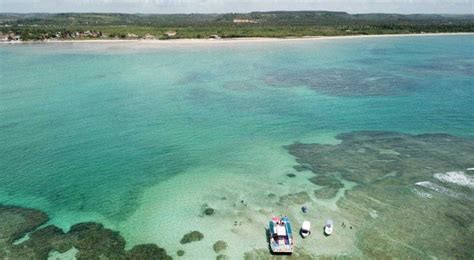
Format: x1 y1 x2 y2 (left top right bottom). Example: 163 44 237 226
323 226 330 237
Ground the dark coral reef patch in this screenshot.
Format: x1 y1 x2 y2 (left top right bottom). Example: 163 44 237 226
0 205 172 259
213 240 227 253
278 191 312 205
264 69 420 97
201 203 215 216
179 231 204 244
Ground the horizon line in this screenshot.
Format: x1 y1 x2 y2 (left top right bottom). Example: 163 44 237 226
1 10 473 15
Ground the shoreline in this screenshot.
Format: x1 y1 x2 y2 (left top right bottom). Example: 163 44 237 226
3 32 473 45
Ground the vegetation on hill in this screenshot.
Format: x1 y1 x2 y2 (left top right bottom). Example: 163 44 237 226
0 11 473 41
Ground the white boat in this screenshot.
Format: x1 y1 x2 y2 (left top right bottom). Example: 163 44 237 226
324 219 333 236
300 220 311 238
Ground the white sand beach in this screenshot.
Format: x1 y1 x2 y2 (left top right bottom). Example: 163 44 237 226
7 32 473 45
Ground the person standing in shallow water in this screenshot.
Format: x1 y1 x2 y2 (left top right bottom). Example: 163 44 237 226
302 205 308 213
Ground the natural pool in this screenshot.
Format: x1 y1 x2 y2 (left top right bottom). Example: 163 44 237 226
1 35 473 259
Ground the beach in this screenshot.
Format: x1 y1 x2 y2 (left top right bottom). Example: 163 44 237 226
4 32 473 45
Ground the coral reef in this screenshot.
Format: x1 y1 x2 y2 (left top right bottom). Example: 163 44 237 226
216 254 229 260
200 203 216 216
285 131 474 258
179 231 204 244
264 69 421 97
278 191 311 205
0 205 172 259
212 240 227 253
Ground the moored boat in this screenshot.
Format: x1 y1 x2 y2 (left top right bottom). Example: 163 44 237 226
300 220 311 238
324 219 334 235
268 216 294 254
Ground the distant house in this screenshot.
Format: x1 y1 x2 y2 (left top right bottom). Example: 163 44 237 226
165 31 177 37
233 18 257 24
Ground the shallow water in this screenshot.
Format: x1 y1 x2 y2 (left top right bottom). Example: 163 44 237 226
1 35 473 258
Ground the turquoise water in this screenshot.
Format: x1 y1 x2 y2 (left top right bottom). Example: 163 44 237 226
1 35 473 258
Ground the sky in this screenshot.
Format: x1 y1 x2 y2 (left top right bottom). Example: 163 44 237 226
1 0 473 14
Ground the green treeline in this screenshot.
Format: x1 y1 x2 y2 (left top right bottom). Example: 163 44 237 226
0 11 473 41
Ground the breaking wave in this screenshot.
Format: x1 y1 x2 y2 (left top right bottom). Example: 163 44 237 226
412 188 433 199
433 171 474 188
414 181 460 198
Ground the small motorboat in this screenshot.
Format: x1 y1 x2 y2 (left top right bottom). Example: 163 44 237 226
324 219 334 236
300 220 311 238
268 216 294 254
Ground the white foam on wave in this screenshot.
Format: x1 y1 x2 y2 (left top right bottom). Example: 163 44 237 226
414 181 460 198
467 168 474 171
412 188 433 199
433 171 474 188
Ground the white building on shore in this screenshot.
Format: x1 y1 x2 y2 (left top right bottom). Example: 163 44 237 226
233 18 257 24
